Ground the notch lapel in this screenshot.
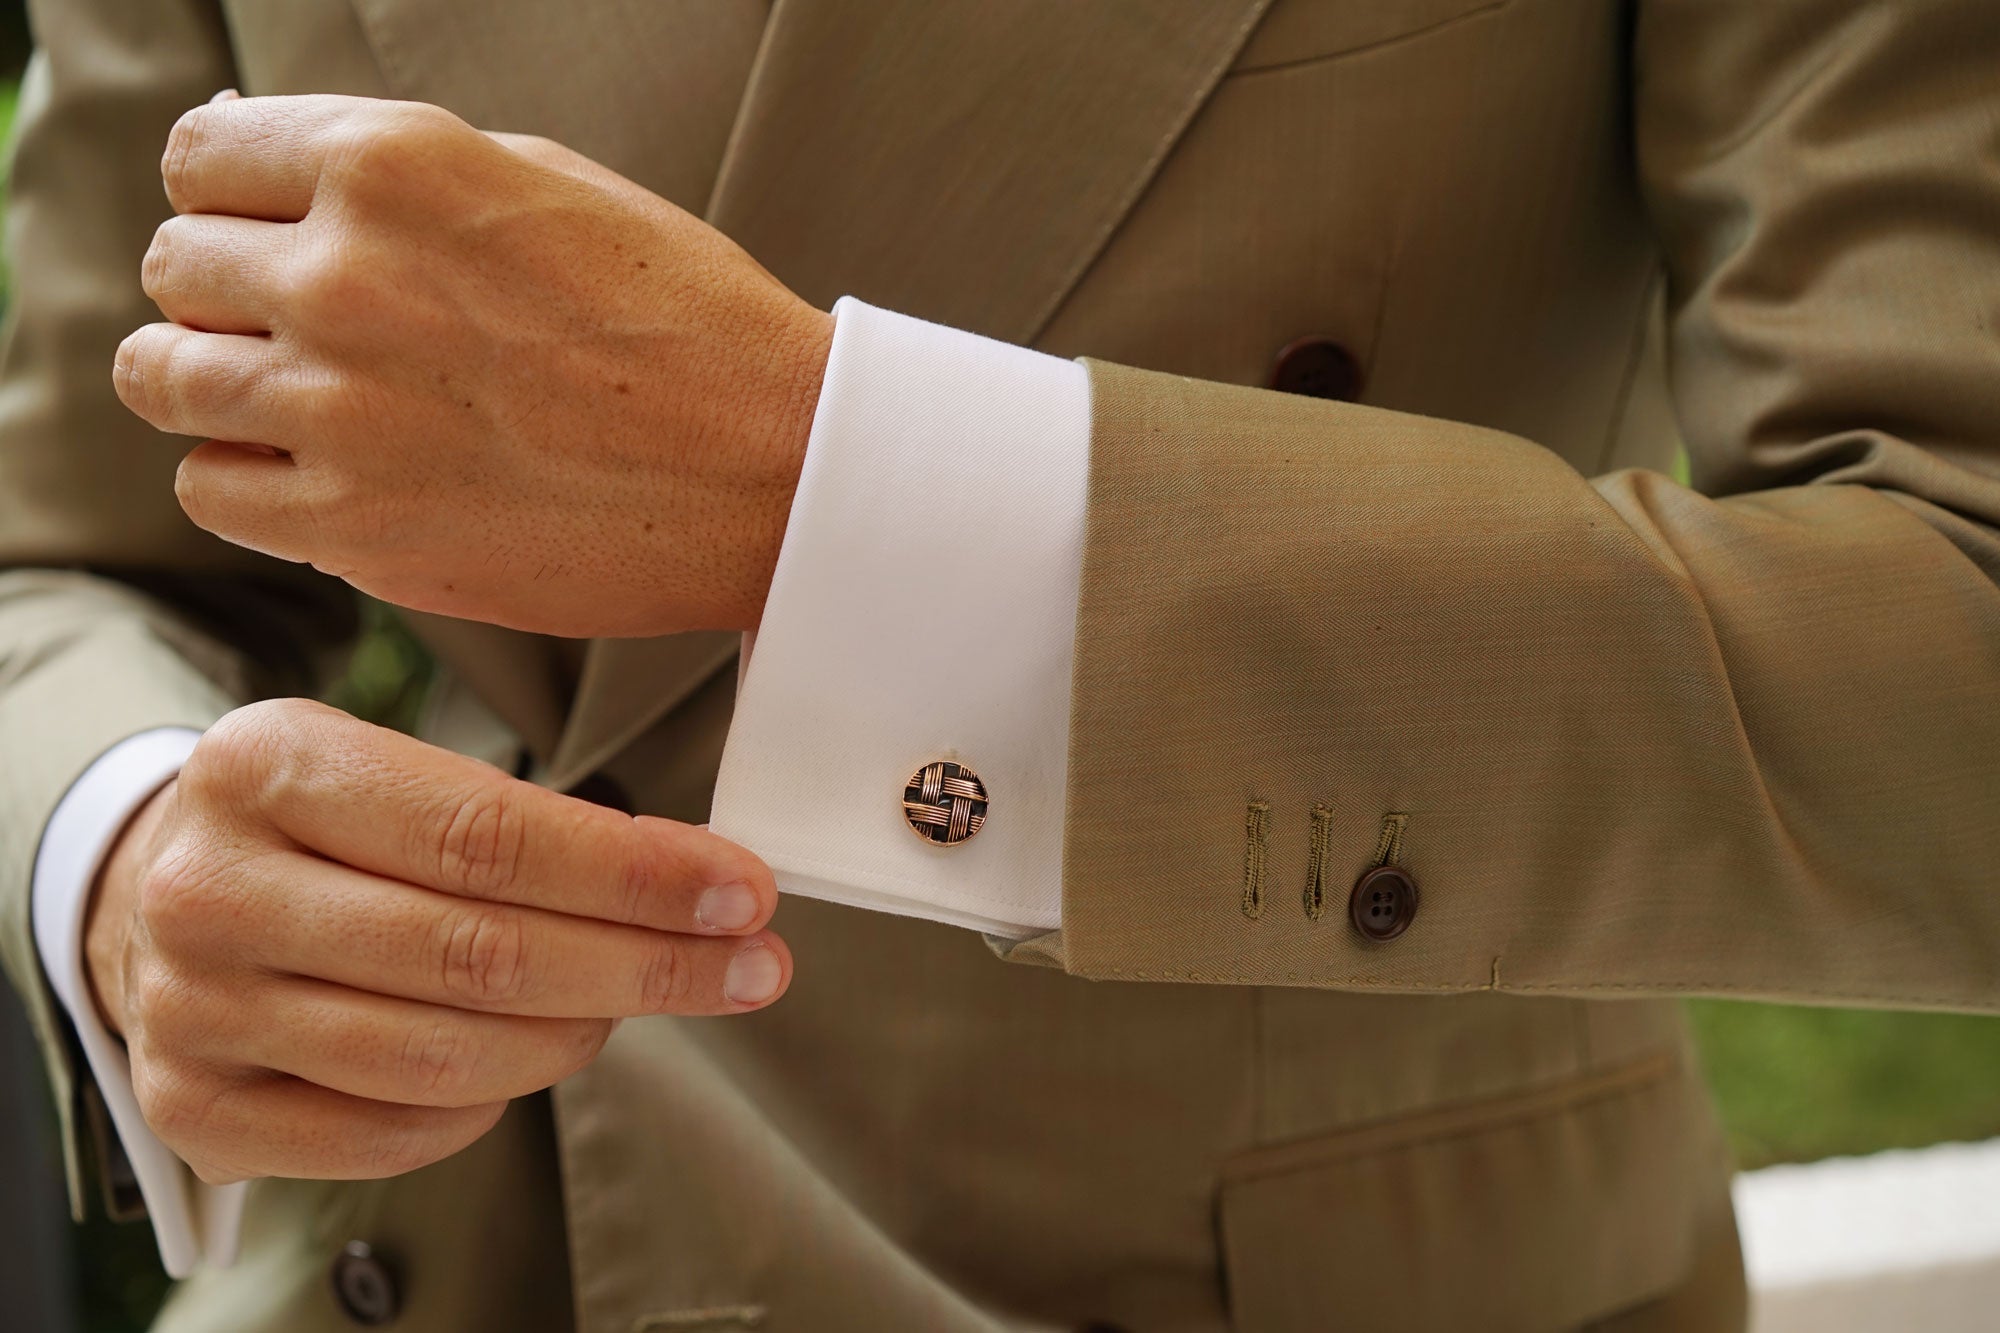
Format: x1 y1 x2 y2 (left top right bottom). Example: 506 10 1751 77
554 0 1275 789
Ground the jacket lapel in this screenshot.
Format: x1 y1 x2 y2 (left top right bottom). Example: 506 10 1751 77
707 0 1276 343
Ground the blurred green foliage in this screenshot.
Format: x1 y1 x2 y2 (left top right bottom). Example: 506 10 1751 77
322 600 438 734
0 52 1996 1333
1690 1000 2000 1169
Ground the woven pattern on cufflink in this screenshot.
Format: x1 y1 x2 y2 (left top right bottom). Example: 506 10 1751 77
903 761 987 845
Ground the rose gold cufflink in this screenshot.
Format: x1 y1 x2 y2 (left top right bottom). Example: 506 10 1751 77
903 761 987 845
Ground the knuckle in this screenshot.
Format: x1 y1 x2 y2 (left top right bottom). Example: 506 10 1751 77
634 939 691 1013
398 1017 473 1103
284 242 371 326
608 843 656 929
434 787 526 894
160 108 207 208
391 100 462 140
284 367 357 434
435 906 534 1007
299 480 380 562
501 133 565 169
172 452 212 528
326 103 461 195
356 1127 436 1179
120 957 174 1034
134 843 230 942
113 326 167 420
131 1053 220 1146
140 219 183 302
187 700 315 810
123 327 207 431
128 967 218 1058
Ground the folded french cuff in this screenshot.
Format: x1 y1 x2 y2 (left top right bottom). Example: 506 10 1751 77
711 299 1091 939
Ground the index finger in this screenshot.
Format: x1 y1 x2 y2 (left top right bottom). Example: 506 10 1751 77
214 701 776 935
161 94 443 221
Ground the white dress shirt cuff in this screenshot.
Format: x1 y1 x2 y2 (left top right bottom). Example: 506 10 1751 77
711 298 1090 938
30 727 246 1278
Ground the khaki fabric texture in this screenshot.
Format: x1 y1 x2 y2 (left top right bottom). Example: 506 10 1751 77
0 0 1991 1329
1053 0 2000 1008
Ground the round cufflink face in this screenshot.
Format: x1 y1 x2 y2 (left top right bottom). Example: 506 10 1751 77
903 761 988 845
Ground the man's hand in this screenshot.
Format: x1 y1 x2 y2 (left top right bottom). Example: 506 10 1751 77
83 698 789 1184
114 95 834 638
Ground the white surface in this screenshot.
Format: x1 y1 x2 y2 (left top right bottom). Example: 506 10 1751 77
1738 1139 2000 1333
30 727 245 1277
713 297 1089 938
1737 1137 2000 1289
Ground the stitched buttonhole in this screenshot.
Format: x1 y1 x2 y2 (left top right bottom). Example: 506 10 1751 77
1304 803 1334 919
1243 801 1271 919
1371 812 1409 868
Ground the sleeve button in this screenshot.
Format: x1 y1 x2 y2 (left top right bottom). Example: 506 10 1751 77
1269 335 1363 402
1348 864 1419 942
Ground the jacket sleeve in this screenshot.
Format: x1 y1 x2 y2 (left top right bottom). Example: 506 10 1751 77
1033 0 2000 1011
0 0 355 1217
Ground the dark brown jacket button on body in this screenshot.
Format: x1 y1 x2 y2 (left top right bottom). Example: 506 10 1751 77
567 771 633 814
1350 865 1418 941
331 1241 400 1326
1269 336 1363 401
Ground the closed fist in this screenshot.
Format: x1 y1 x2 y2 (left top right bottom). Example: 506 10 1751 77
116 94 833 638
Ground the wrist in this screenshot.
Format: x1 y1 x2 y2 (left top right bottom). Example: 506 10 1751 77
730 302 833 631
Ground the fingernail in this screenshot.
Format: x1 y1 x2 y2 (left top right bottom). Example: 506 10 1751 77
209 88 241 104
695 882 759 932
723 944 783 1006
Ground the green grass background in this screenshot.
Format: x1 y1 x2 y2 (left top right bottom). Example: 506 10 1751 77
2 67 1996 1333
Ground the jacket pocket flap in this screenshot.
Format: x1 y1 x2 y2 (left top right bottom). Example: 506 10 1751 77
1219 1055 1700 1333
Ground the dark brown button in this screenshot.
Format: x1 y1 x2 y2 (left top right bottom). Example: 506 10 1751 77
1349 864 1418 942
903 760 988 845
566 771 632 814
1269 336 1363 402
331 1241 399 1326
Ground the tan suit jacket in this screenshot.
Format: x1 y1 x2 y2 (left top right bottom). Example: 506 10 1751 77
3 0 1995 1329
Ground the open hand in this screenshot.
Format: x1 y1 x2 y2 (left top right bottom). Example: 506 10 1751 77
84 698 789 1183
115 94 833 638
